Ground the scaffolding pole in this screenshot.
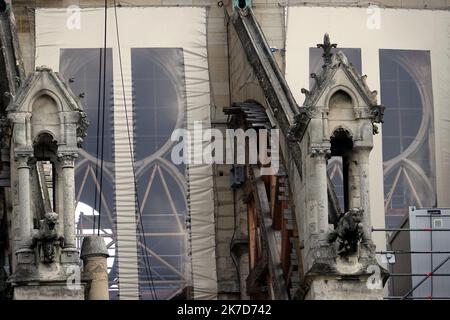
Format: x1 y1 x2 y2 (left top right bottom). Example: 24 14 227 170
385 296 450 300
401 255 450 300
377 250 450 254
373 220 450 300
372 228 450 232
389 273 450 277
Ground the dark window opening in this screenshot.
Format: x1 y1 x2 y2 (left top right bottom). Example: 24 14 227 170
330 128 353 213
33 133 57 212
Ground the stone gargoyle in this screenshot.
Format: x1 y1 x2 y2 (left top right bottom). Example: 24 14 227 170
328 208 368 256
31 212 65 264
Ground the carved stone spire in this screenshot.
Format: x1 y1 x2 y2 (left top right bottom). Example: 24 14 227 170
317 33 337 67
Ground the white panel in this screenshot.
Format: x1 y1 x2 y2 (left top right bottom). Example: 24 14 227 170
410 207 450 298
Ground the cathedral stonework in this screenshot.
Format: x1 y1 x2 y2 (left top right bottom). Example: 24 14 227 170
6 67 88 299
1 0 446 302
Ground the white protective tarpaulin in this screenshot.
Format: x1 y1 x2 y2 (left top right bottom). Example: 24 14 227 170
35 7 217 300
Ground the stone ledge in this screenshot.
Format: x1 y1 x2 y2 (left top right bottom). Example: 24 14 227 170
13 283 86 300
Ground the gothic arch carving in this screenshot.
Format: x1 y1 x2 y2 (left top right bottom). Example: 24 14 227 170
30 89 63 113
326 86 357 110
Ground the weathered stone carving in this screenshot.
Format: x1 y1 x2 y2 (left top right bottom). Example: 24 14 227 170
57 152 77 168
310 146 331 158
328 208 367 256
310 73 321 87
31 212 64 264
300 88 310 98
317 33 337 67
369 104 385 134
77 111 89 147
287 107 310 142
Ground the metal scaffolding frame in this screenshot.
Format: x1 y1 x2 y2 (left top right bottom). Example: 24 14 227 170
372 211 450 300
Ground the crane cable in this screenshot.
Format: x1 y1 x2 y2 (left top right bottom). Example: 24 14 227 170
96 0 108 235
91 1 108 232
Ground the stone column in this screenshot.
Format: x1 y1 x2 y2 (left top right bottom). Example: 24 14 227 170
357 148 372 241
15 152 32 250
54 160 65 232
310 147 330 235
81 236 110 300
347 152 361 209
58 152 77 252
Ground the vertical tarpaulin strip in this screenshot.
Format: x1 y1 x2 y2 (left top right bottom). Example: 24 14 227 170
112 44 139 299
183 8 218 300
35 6 218 300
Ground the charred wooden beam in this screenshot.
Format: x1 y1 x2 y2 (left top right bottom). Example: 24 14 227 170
248 165 289 300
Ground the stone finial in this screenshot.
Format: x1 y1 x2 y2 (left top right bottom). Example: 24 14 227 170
80 236 109 259
300 88 310 97
81 236 109 300
317 33 337 67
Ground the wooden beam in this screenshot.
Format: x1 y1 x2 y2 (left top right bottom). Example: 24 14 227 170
249 166 289 300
